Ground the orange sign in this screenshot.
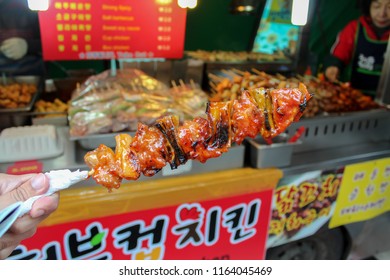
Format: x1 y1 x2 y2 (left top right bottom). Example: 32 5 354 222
6 160 43 175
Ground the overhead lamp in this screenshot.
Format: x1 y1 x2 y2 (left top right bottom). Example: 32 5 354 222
27 0 49 11
230 0 259 15
156 0 173 4
291 0 310 26
178 0 198 9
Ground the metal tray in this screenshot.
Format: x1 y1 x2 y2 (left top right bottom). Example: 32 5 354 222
247 134 302 168
0 91 40 114
32 114 68 126
70 131 135 150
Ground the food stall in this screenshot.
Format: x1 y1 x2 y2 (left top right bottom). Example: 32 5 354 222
0 0 390 260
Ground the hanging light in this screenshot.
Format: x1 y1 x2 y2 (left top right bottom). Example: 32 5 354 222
178 0 198 9
27 0 49 11
291 0 310 26
230 0 260 15
156 0 173 4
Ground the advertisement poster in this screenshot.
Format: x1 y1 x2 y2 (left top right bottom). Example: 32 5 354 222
267 169 343 248
269 0 293 24
8 191 273 260
251 0 299 54
329 158 390 228
38 0 187 60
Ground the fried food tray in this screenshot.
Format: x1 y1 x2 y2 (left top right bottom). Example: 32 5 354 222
0 76 41 114
0 91 40 114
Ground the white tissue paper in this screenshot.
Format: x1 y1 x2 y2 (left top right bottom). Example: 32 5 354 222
19 169 89 216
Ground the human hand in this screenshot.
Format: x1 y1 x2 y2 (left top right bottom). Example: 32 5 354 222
0 173 59 260
0 37 28 60
325 66 340 83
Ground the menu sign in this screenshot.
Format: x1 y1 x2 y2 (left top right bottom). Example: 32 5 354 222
38 0 187 60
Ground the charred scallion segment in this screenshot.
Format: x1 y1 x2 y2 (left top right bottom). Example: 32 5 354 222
264 111 271 131
155 115 187 169
299 94 307 113
250 87 266 109
264 90 275 132
246 87 272 139
206 101 232 150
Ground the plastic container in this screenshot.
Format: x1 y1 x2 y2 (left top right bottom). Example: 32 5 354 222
0 125 64 163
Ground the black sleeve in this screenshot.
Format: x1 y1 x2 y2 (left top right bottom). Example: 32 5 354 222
26 11 42 55
323 54 345 72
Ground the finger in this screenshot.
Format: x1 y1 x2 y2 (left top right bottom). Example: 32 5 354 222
0 173 50 208
0 173 35 194
8 214 45 235
1 194 58 239
30 193 59 219
0 228 36 260
0 245 18 260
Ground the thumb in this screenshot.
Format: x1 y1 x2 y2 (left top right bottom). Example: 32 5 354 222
0 174 49 209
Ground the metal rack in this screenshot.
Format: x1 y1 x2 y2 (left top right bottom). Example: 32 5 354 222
285 109 390 153
281 108 390 176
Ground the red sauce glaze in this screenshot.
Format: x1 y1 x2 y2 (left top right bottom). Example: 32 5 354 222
231 90 263 145
271 86 310 135
177 117 222 163
130 123 169 176
84 144 122 191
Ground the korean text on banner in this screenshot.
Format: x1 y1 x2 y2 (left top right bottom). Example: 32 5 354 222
329 158 390 228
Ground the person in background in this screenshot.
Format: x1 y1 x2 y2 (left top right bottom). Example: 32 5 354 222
0 173 59 260
324 0 390 97
0 0 44 76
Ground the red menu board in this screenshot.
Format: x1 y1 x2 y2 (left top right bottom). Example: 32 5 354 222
38 0 187 60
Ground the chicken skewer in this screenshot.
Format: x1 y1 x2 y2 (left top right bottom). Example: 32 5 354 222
85 83 312 191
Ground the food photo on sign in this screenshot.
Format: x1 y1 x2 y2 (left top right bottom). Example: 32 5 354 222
267 168 343 248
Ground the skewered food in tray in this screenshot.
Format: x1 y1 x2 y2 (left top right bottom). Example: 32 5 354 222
84 83 312 191
208 69 379 117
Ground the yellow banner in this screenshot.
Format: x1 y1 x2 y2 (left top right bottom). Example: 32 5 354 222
329 158 390 228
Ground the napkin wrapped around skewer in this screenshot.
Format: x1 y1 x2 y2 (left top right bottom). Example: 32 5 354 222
19 169 88 216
